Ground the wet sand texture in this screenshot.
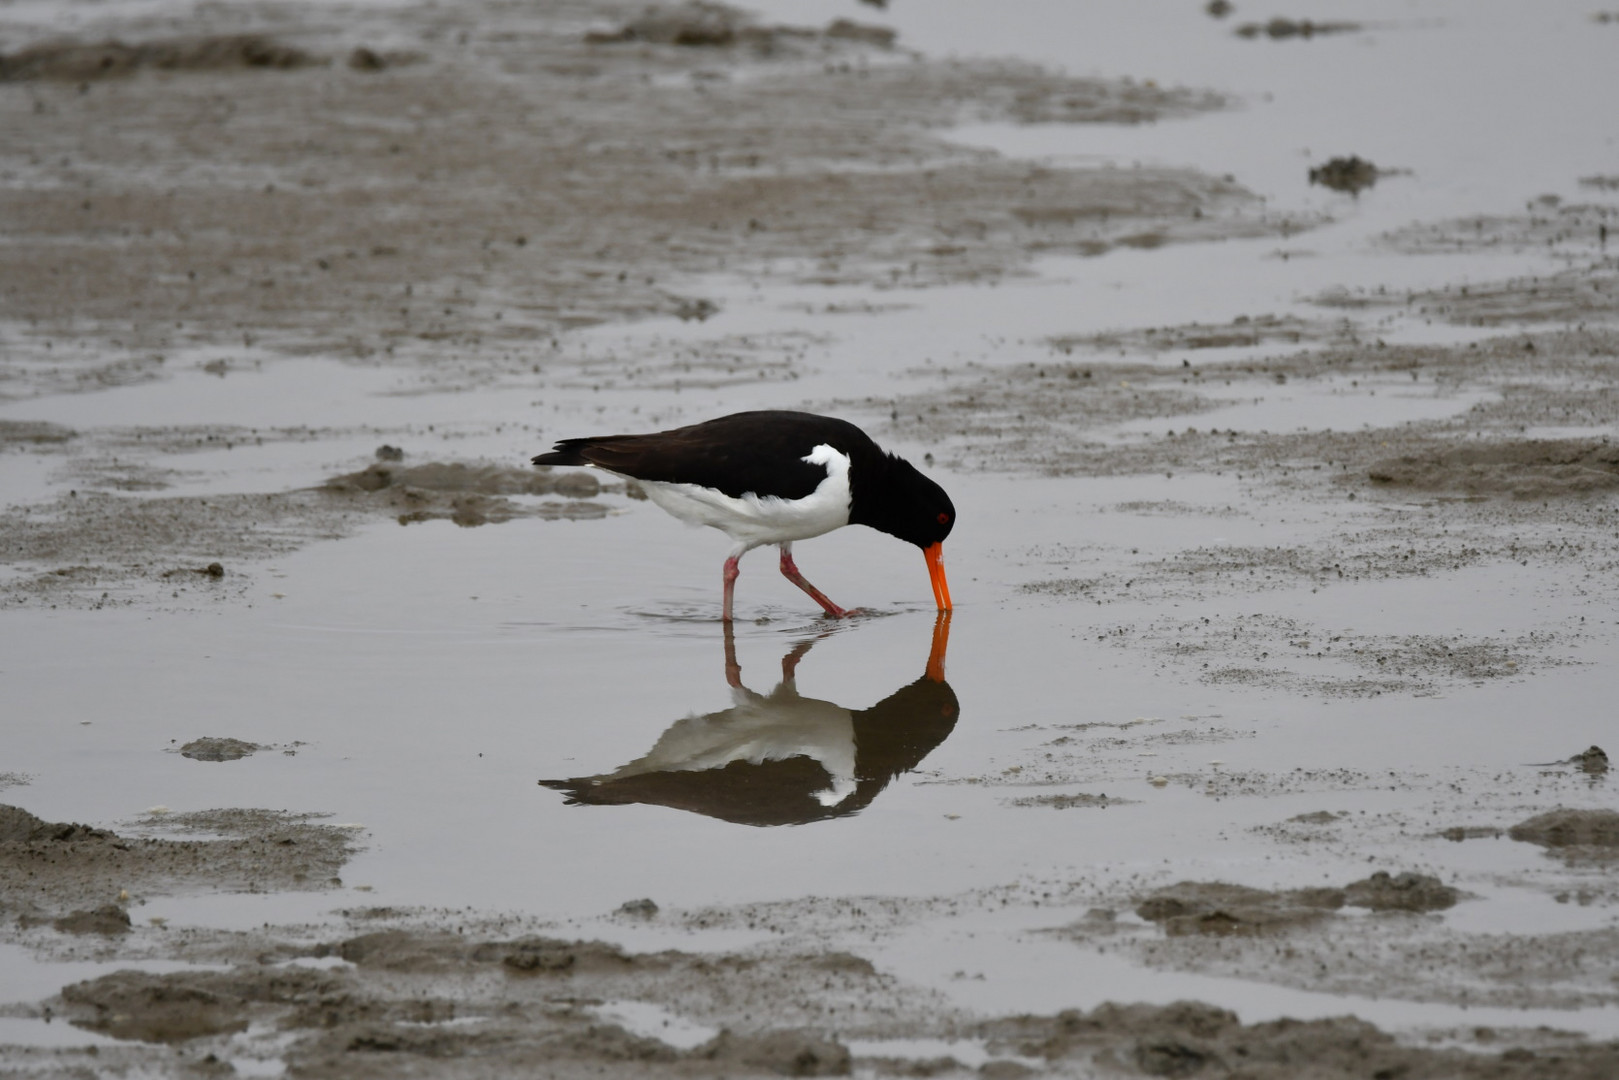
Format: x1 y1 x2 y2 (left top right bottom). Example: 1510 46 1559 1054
0 804 358 923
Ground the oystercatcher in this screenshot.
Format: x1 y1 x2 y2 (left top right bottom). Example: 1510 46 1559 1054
531 410 954 620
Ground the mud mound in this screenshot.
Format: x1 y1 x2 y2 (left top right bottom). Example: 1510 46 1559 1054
60 966 339 1043
1135 871 1457 934
1342 871 1459 912
0 805 113 844
585 1 894 52
1135 881 1345 935
0 35 316 82
324 460 613 526
0 804 358 922
1309 155 1380 194
0 420 74 444
332 929 640 976
51 904 133 936
983 1001 1619 1079
179 737 261 762
1510 809 1619 853
1235 18 1361 40
1367 439 1619 497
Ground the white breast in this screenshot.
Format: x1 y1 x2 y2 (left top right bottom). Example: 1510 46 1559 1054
628 444 853 553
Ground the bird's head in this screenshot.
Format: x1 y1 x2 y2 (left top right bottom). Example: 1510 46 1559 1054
852 454 955 611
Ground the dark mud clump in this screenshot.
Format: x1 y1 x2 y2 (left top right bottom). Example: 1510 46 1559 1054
1574 745 1611 774
0 419 75 444
1135 881 1345 935
323 460 613 526
0 804 114 844
46 926 869 1075
1309 155 1380 194
59 967 325 1042
1366 438 1619 497
1135 872 1456 934
698 1029 851 1075
0 804 358 924
0 35 316 82
1342 871 1459 912
585 1 894 52
982 1001 1619 1079
51 904 132 936
1235 18 1361 40
1510 809 1619 857
179 737 262 762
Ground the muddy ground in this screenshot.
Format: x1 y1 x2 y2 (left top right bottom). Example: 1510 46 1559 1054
3 0 1618 1077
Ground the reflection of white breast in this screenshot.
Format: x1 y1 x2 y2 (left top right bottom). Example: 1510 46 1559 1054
603 686 858 807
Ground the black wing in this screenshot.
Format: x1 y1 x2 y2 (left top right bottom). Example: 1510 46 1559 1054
531 411 878 501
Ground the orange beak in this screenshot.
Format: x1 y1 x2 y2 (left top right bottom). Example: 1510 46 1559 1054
923 542 951 612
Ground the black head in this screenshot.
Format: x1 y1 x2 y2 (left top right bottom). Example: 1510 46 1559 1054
851 453 955 548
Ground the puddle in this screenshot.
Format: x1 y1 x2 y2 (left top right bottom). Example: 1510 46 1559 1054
0 1017 124 1049
588 1000 719 1051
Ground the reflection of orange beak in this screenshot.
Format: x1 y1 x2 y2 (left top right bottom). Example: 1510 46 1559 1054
924 542 951 612
926 610 952 683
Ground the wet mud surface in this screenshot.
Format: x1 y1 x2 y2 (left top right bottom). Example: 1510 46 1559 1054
1 804 358 937
3 0 1619 1077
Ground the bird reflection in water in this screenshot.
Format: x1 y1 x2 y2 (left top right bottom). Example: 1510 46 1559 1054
540 615 957 826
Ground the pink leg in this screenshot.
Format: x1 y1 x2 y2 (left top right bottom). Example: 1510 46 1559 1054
722 555 741 623
779 545 851 618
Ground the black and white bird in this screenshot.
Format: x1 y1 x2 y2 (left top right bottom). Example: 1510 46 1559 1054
531 410 954 620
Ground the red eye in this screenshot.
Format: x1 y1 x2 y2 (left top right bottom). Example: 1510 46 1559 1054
937 512 950 525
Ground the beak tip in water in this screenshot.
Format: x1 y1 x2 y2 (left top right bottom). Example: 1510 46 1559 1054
924 542 951 612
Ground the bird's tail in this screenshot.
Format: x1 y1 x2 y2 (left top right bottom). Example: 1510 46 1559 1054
531 437 608 467
532 435 649 470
